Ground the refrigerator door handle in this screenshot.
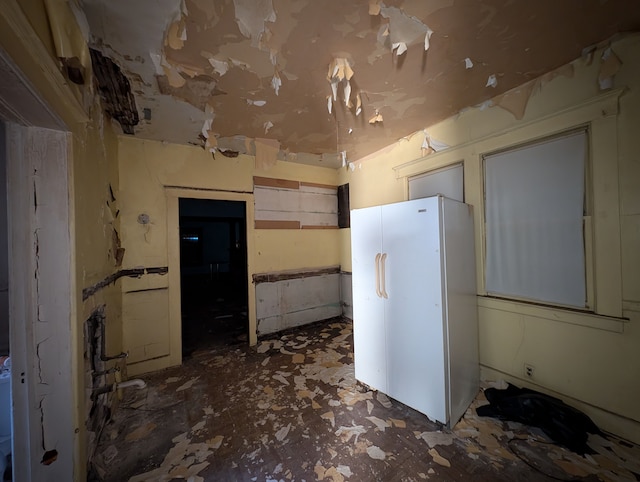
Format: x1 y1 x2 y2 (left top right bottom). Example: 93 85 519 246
374 253 382 298
380 253 388 299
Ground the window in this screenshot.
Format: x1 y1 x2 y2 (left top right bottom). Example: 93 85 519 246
483 130 587 308
409 163 464 202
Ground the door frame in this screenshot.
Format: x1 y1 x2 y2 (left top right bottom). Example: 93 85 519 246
166 188 257 360
1 47 75 481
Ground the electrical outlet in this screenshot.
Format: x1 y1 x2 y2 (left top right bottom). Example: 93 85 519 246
524 363 535 378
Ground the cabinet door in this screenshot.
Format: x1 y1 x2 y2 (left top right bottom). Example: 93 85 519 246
351 206 386 393
382 198 448 423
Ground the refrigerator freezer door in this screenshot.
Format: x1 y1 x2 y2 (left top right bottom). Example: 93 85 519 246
351 205 387 393
383 197 448 424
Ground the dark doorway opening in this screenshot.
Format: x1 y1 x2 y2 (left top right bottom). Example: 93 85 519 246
179 198 248 357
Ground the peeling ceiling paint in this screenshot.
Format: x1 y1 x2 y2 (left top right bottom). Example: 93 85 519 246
83 0 640 165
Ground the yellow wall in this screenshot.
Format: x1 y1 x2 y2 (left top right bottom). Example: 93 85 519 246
19 0 56 57
72 101 122 479
1 2 123 478
339 34 640 443
117 137 340 374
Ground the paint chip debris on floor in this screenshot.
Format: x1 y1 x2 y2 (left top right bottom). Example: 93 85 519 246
91 319 640 481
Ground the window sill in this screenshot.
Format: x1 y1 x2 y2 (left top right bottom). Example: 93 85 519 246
477 296 628 333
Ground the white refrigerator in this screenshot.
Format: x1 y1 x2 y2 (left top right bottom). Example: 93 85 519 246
350 195 479 428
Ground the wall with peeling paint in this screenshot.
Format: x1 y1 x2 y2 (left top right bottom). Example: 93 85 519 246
1 2 125 480
73 101 124 477
117 136 340 374
339 35 640 444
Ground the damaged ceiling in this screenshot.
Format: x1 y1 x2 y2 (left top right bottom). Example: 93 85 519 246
83 0 640 166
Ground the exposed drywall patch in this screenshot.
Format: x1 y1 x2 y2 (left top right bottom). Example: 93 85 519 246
233 0 276 47
156 75 224 110
379 6 433 54
216 136 253 156
372 91 426 119
217 39 277 79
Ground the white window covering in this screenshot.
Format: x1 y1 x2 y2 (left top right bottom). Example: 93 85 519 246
484 131 586 308
409 163 463 202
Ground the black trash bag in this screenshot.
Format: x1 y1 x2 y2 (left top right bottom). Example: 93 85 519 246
476 383 601 455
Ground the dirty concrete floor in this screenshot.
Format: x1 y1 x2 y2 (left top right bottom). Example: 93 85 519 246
91 319 640 482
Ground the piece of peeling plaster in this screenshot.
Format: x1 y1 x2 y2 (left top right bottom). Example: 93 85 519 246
367 445 386 460
369 111 383 124
424 29 434 51
393 42 408 56
176 377 199 392
205 55 229 76
598 47 622 90
275 423 291 442
486 74 498 88
429 448 451 467
465 57 474 69
271 71 282 95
